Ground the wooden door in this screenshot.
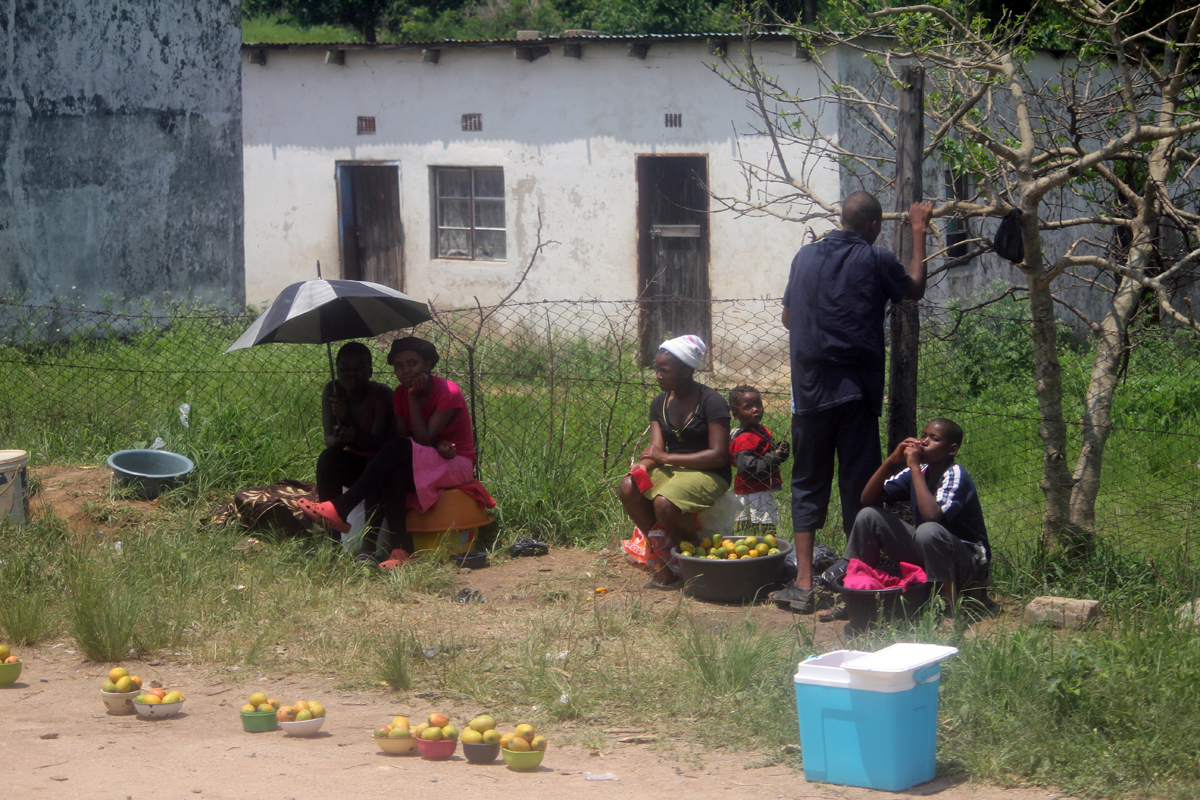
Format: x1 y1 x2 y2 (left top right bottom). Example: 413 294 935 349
637 155 711 364
337 164 404 289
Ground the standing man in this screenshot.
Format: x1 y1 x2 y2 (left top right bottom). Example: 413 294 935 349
770 191 933 613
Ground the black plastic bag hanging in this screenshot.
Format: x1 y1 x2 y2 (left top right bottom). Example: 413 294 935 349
994 208 1025 264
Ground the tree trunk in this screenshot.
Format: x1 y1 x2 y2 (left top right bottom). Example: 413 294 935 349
887 66 924 452
1024 211 1077 553
1069 275 1140 533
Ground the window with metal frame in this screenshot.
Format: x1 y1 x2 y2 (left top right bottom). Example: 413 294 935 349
944 170 971 262
434 167 506 260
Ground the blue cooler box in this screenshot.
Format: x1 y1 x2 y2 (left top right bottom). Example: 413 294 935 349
793 643 957 791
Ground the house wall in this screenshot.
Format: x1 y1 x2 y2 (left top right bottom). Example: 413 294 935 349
836 45 1200 326
241 40 838 319
0 0 244 310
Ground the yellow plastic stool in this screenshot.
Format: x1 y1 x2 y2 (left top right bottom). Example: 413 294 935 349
406 489 494 555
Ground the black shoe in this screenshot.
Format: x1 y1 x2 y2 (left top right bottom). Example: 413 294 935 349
769 585 815 613
508 537 550 557
818 601 849 622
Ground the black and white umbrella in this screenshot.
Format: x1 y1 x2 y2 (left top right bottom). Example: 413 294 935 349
226 278 431 377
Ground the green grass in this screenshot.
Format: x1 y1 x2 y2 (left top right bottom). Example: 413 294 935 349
6 298 1200 795
6 497 1200 796
243 14 363 43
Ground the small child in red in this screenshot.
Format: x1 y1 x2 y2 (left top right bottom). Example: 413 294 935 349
728 385 790 532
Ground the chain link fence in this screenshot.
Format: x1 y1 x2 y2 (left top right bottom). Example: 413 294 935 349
1 296 1198 553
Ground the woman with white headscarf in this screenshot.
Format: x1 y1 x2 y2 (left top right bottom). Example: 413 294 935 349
619 335 731 586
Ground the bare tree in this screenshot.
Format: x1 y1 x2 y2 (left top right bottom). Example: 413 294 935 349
716 0 1200 552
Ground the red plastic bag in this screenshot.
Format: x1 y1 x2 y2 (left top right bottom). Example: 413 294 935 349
622 527 677 573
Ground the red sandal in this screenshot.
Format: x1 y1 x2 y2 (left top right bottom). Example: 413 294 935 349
379 549 412 570
296 497 351 534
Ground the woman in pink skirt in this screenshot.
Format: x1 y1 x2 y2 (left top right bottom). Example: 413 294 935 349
299 337 476 565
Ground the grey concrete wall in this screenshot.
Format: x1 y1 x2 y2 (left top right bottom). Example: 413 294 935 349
832 44 1200 328
0 0 244 310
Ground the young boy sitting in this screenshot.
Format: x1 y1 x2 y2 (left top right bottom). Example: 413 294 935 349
840 417 989 613
728 385 790 533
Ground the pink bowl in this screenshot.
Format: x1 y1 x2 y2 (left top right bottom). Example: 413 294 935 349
415 737 457 760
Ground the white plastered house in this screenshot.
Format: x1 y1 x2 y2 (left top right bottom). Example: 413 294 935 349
241 33 1113 361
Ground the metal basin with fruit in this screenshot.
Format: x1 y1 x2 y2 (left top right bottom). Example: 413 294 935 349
101 688 142 714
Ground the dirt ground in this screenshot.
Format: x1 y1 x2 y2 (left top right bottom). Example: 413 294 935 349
2 468 1072 800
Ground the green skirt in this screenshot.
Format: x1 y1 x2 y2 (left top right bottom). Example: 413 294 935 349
643 465 730 513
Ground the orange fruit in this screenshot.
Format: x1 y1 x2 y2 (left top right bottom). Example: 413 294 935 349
163 691 182 704
108 667 128 682
129 676 142 689
0 646 9 661
482 729 502 745
391 716 410 730
240 704 256 713
295 709 313 722
115 676 133 693
256 703 274 713
142 694 162 705
515 723 535 740
309 703 326 719
530 735 547 751
374 727 391 738
293 700 310 712
148 688 166 699
428 712 450 728
499 732 516 747
247 692 268 707
507 736 531 752
277 706 296 723
421 727 443 741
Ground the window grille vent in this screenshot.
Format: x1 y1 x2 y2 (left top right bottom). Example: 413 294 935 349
357 116 376 135
462 113 483 132
665 113 682 128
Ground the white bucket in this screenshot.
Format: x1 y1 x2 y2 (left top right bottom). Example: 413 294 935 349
0 450 30 526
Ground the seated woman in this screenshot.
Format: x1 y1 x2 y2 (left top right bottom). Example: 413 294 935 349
299 337 476 566
619 335 731 586
315 342 395 535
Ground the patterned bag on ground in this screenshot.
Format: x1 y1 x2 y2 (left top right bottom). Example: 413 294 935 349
210 479 316 535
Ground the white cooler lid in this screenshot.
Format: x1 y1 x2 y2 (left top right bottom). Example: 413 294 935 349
842 643 958 677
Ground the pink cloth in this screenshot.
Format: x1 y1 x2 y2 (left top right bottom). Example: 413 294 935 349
843 558 927 592
407 441 475 513
454 479 497 510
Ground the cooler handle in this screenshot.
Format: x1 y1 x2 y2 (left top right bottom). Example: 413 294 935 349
913 664 941 684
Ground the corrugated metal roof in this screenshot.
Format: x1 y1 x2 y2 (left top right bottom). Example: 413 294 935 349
241 31 796 49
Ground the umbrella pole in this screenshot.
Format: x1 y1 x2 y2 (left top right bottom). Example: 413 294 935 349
316 260 336 383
